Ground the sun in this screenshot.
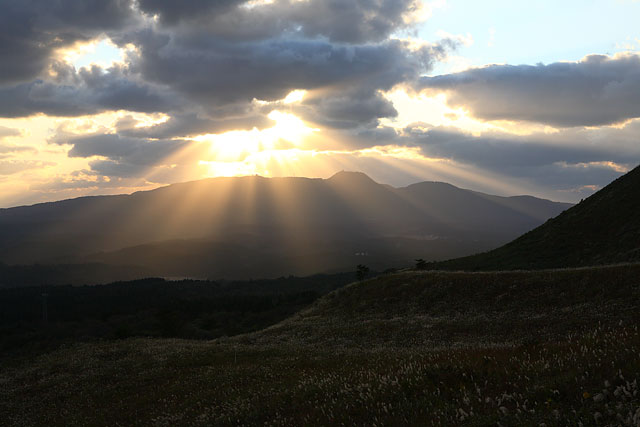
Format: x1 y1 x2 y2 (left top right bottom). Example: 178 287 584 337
193 110 318 177
264 110 315 144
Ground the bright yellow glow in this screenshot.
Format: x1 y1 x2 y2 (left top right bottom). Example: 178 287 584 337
266 110 316 142
283 89 307 104
130 113 171 128
359 145 430 160
3 86 605 207
0 111 175 207
243 0 275 8
198 160 258 177
193 111 317 165
51 111 170 137
380 90 494 134
380 89 562 136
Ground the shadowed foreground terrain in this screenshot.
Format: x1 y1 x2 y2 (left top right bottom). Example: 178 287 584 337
2 264 639 425
0 273 356 358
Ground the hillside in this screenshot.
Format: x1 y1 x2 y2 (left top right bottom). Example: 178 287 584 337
0 172 570 281
242 264 640 348
2 265 638 425
431 164 640 271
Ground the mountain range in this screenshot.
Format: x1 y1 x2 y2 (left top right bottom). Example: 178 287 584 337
0 171 571 282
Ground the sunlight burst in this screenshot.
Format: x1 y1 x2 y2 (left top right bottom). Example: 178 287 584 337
193 111 317 170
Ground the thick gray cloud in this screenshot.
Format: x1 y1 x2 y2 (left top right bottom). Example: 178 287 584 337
401 123 640 196
405 127 622 169
418 54 640 127
61 133 191 167
117 27 452 130
1 0 449 132
60 133 205 180
137 0 421 44
0 64 176 118
322 120 640 200
129 32 440 105
295 90 398 129
0 0 136 84
137 0 241 26
86 158 152 178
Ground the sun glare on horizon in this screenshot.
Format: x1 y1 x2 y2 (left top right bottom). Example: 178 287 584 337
192 109 319 178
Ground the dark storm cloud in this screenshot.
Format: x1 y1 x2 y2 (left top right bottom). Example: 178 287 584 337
0 0 136 84
0 65 176 118
136 0 422 44
418 54 640 127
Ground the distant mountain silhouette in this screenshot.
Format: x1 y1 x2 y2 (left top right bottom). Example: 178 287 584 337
0 172 571 280
433 164 640 270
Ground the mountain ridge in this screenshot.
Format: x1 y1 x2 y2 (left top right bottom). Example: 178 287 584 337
430 163 640 270
0 171 571 211
0 171 572 280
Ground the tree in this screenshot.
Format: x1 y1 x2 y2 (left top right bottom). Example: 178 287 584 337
356 264 370 281
415 259 427 270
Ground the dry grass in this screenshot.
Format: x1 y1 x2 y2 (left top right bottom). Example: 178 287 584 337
2 265 639 425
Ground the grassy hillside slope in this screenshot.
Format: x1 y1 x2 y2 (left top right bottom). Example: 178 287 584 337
2 265 639 425
244 264 640 348
431 164 640 271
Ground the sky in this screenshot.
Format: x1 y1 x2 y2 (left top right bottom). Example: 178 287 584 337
1 0 639 207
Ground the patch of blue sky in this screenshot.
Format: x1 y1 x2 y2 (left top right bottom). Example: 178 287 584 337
419 0 640 75
71 39 124 69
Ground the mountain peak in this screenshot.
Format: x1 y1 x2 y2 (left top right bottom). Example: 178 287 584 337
327 170 377 184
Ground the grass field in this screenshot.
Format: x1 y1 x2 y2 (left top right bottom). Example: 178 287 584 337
2 265 639 425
